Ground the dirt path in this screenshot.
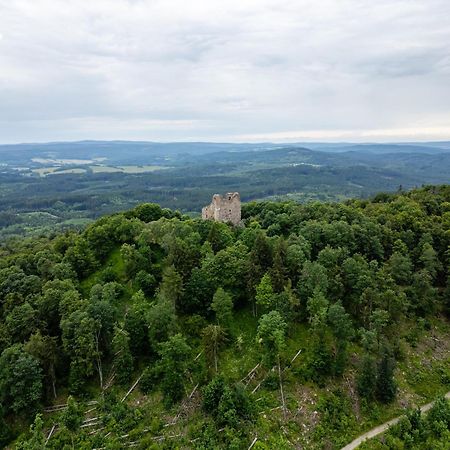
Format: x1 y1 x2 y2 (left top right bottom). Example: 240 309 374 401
340 391 450 450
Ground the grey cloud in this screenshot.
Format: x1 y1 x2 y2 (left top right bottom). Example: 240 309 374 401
354 47 450 78
0 0 449 143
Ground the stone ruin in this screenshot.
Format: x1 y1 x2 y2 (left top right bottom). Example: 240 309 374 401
202 192 241 226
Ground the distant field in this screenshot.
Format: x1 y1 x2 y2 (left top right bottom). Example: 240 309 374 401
32 157 106 164
33 167 87 176
52 168 87 175
32 165 168 176
32 167 59 176
90 165 121 173
90 165 169 173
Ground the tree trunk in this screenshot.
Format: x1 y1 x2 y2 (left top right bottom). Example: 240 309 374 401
50 365 57 398
94 331 103 389
96 356 103 389
214 343 218 373
278 356 286 419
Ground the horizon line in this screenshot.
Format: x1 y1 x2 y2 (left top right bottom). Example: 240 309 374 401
1 138 450 147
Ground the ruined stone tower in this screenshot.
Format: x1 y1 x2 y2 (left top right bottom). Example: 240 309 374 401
202 192 241 226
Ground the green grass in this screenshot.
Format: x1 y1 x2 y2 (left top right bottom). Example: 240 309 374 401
80 247 132 301
220 306 260 380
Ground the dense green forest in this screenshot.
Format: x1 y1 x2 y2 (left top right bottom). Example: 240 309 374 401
0 185 449 449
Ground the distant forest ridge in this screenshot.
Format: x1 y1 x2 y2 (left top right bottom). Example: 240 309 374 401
1 140 450 160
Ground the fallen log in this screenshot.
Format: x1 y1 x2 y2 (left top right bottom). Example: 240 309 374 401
121 374 143 402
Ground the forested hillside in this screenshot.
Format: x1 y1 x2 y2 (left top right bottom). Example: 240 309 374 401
0 185 449 449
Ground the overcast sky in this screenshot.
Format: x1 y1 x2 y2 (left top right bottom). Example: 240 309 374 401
0 0 449 143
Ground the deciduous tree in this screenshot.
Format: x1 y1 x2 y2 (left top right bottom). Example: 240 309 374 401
257 311 287 366
202 324 227 374
255 273 276 314
25 332 58 399
0 344 43 415
157 334 191 406
210 287 233 328
112 326 133 385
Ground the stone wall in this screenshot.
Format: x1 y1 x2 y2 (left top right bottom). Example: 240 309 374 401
202 192 241 226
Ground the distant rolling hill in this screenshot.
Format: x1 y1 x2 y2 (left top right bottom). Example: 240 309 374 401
0 140 448 239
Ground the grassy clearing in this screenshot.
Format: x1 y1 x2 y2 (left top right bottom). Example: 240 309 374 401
217 313 450 449
396 318 450 401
